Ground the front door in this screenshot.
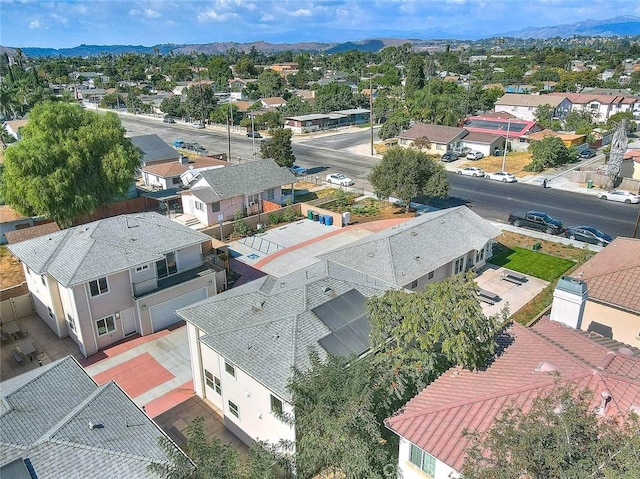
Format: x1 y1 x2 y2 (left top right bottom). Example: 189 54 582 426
120 308 137 336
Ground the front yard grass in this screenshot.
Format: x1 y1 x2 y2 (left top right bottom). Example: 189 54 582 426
489 245 575 282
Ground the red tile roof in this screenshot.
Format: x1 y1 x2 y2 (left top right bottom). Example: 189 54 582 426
386 319 640 473
572 237 640 314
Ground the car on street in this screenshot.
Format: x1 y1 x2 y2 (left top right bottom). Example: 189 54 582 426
441 152 459 162
508 210 564 235
485 171 517 183
163 117 175 123
578 148 596 159
466 151 484 160
246 131 262 138
192 121 204 129
598 189 640 204
290 164 308 175
456 166 485 177
564 226 612 246
326 173 354 186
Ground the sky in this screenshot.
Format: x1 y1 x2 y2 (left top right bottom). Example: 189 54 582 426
1 0 639 49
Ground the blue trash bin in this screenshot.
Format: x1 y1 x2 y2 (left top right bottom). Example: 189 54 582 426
325 215 333 226
318 215 326 225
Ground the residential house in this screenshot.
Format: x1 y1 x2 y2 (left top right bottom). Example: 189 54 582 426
360 88 378 99
180 159 296 226
284 109 370 134
259 97 287 109
386 314 640 479
0 205 49 245
4 222 60 245
7 212 225 357
494 93 571 122
548 92 637 123
3 119 28 140
524 129 587 148
130 134 180 166
141 155 228 190
564 237 640 345
398 123 468 155
292 89 316 104
320 207 501 291
463 114 544 152
0 356 188 478
270 62 299 77
623 149 640 179
458 132 504 157
176 207 501 452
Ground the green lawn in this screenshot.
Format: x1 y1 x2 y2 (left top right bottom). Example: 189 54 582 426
488 246 575 282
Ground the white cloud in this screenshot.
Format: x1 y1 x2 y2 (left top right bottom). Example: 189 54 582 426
197 8 237 22
260 13 274 22
290 8 312 17
29 19 41 29
129 8 140 16
144 8 161 18
50 12 67 25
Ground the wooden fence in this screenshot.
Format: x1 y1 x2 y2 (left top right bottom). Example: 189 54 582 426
568 170 640 192
0 283 34 324
72 196 161 225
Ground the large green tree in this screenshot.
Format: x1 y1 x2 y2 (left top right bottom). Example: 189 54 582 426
208 57 233 91
368 146 449 211
183 85 218 122
367 273 505 409
404 55 426 97
525 135 577 172
286 351 391 479
260 127 296 167
2 101 141 227
462 385 640 479
160 96 184 118
314 82 357 113
256 69 285 99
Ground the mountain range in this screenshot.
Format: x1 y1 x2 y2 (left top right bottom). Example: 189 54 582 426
2 16 639 58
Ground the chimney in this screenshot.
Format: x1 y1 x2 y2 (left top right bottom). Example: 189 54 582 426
550 276 588 329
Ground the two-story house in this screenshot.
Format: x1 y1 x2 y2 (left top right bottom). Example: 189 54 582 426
180 159 296 226
549 92 637 123
494 93 571 122
8 212 226 357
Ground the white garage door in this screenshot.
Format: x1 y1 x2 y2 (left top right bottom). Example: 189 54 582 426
149 288 207 332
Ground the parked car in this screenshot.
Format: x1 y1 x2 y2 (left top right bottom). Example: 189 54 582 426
441 152 459 162
508 210 564 235
485 171 517 183
173 140 184 148
456 166 485 177
163 117 175 123
326 173 354 186
564 226 612 246
466 151 484 161
246 131 262 138
598 189 640 204
290 164 308 175
192 121 204 129
578 148 596 159
453 146 471 156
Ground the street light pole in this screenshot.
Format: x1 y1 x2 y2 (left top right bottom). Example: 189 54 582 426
369 76 374 156
251 114 256 159
501 118 511 172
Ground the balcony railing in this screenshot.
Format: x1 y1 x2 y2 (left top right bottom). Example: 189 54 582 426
133 255 223 298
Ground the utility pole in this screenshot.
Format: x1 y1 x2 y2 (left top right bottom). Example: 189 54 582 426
369 75 374 156
501 118 511 172
227 97 232 162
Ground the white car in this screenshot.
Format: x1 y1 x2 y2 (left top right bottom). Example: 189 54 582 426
192 121 204 129
485 171 517 183
326 173 354 186
598 189 640 204
466 151 484 160
456 166 485 177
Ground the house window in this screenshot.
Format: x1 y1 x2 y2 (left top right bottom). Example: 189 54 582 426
96 315 116 336
67 314 75 331
195 201 205 211
454 257 464 274
89 277 109 297
410 280 418 289
156 252 177 278
428 271 434 280
172 177 181 185
135 265 149 272
41 275 46 286
225 361 236 378
265 188 275 201
211 202 220 212
214 376 222 394
271 395 283 415
409 444 436 476
205 370 222 394
228 400 239 418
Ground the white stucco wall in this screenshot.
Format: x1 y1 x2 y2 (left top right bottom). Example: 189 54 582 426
23 265 64 337
397 437 461 479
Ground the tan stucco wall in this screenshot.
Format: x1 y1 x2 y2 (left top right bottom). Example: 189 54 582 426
581 300 640 346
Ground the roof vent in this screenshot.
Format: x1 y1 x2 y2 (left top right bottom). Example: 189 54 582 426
414 256 420 261
323 286 333 294
367 252 375 258
272 334 280 340
410 231 418 236
594 390 612 415
618 347 634 356
535 361 558 373
252 299 266 311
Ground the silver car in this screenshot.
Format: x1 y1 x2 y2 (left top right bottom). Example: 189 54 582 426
326 173 354 186
456 166 485 177
598 190 640 204
485 171 517 183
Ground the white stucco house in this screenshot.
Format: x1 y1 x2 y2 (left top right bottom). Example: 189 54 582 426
548 92 637 123
176 207 501 454
494 93 571 122
8 212 226 357
180 159 296 226
140 155 228 190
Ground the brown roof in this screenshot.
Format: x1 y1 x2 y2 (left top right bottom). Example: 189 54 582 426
549 92 637 105
5 222 60 244
4 119 28 132
526 129 586 142
141 156 229 179
461 131 502 144
261 97 286 106
386 318 640 473
399 123 466 144
572 237 640 314
481 111 515 119
495 93 566 107
233 101 252 112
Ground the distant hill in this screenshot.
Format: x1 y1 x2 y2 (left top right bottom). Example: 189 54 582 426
325 39 386 54
16 43 179 57
502 15 640 39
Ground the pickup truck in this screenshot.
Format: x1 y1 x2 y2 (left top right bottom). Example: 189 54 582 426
508 210 564 235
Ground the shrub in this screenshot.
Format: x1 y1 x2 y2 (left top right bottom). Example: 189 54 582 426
233 210 249 237
282 206 297 222
269 213 282 225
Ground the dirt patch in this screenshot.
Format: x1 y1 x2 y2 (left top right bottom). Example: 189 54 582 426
495 230 594 263
0 246 26 290
325 197 415 224
461 151 532 176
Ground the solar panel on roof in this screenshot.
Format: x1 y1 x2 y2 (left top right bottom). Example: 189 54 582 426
318 333 352 357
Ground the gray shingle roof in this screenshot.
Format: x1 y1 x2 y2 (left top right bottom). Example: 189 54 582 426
0 356 185 478
191 159 296 203
177 262 390 400
129 134 179 165
8 212 211 287
320 207 502 287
